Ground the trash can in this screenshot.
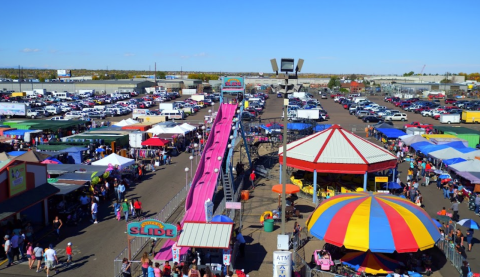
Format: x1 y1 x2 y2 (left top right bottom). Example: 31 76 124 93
264 219 274 232
241 190 250 200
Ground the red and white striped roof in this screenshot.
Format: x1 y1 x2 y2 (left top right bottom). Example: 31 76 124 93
278 125 397 174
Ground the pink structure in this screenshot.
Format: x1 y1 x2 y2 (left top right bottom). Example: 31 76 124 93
155 103 237 261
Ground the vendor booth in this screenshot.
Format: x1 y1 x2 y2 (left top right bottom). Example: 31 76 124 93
92 153 135 169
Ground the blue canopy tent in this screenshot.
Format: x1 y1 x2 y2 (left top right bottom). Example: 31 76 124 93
377 128 407 139
411 141 433 151
3 130 36 136
443 157 467 166
456 147 478 153
7 151 27 157
417 141 468 155
287 123 311 130
314 124 332 132
63 147 88 164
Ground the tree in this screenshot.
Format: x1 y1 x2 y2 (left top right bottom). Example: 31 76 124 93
349 74 357 80
403 71 415 76
339 88 349 93
327 76 341 89
156 71 166 79
440 78 450 83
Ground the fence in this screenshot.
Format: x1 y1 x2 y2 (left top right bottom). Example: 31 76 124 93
113 185 189 277
436 239 464 274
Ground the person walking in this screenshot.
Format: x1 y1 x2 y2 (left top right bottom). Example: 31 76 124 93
121 199 130 222
450 199 459 222
91 199 98 224
475 193 480 215
3 235 13 267
10 232 20 262
66 242 73 267
249 171 256 189
134 199 143 220
26 242 34 269
236 230 246 258
52 216 63 240
141 252 150 277
33 243 44 272
118 182 126 202
466 229 474 252
44 244 59 277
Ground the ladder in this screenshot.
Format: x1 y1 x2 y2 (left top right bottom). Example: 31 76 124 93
223 172 234 202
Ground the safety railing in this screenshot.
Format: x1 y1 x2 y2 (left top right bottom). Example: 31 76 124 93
292 250 312 277
113 184 189 277
436 239 464 274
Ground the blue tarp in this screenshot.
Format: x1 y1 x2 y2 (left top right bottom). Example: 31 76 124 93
417 141 468 154
287 123 311 130
7 151 27 156
63 147 88 164
411 141 433 150
456 147 478 153
377 128 407 139
443 157 467 166
3 130 36 136
315 124 332 132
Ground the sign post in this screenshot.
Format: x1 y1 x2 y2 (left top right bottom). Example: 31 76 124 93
273 251 292 277
172 243 181 263
375 176 389 191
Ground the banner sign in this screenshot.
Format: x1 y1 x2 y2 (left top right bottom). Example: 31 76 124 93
205 199 214 223
127 219 177 239
8 163 27 197
222 77 244 89
375 176 389 183
172 243 181 263
222 248 232 265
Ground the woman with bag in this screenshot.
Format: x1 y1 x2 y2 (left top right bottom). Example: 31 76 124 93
461 260 472 277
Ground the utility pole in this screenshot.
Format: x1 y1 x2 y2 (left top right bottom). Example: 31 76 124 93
18 65 22 92
154 62 157 86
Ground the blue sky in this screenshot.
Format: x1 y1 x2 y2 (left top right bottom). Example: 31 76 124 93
2 0 479 74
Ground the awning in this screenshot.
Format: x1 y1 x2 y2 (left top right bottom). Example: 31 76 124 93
177 222 233 249
56 172 103 181
0 183 60 222
50 182 85 195
376 128 407 139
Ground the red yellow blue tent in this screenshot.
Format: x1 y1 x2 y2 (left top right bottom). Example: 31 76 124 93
341 251 399 275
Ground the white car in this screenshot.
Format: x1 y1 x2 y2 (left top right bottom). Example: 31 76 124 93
50 116 70 121
384 113 408 121
321 94 327 99
421 110 433 117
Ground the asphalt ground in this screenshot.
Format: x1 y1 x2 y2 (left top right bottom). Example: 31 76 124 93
2 92 476 276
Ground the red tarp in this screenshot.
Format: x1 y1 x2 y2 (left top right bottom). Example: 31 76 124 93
121 124 152 131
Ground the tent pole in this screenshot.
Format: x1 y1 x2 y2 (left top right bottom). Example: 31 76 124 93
279 164 282 184
313 169 317 204
363 172 368 191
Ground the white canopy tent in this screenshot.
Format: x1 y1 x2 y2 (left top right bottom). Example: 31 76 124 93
399 135 429 146
148 125 190 135
91 153 135 169
113 119 139 127
429 148 465 160
179 123 197 132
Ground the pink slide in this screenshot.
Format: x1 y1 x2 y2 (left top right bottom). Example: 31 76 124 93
155 103 237 261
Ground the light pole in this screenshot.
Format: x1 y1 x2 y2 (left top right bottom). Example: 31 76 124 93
189 156 194 179
194 143 199 165
270 58 304 235
185 167 189 191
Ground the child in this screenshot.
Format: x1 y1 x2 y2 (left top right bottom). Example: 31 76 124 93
66 242 73 267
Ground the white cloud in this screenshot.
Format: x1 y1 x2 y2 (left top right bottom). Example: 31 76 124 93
124 53 135 57
21 48 40 53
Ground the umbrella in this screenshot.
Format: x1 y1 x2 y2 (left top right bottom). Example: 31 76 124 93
457 219 480 230
434 169 443 174
438 173 452 179
432 219 443 228
341 251 400 275
306 192 441 253
212 215 234 223
272 184 300 194
96 148 105 153
41 159 58 164
382 182 402 189
265 122 283 128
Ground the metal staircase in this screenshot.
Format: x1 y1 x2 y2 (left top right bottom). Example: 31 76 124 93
223 172 234 202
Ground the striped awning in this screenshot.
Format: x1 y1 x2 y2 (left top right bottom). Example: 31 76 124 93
177 222 233 249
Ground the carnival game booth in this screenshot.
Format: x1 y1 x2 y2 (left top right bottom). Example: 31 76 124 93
279 125 397 203
172 222 235 275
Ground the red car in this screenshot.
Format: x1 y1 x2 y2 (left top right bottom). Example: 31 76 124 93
445 98 456 104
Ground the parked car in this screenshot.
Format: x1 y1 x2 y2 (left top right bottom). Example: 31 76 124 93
384 113 407 121
445 98 457 104
362 116 382 123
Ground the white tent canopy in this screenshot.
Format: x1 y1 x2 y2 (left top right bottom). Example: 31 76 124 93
449 159 480 172
113 119 139 127
92 153 135 169
429 148 465 160
180 123 197 132
148 125 190 135
400 135 429 146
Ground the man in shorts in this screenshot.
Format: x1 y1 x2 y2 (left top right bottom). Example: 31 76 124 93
44 244 58 277
66 242 73 267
